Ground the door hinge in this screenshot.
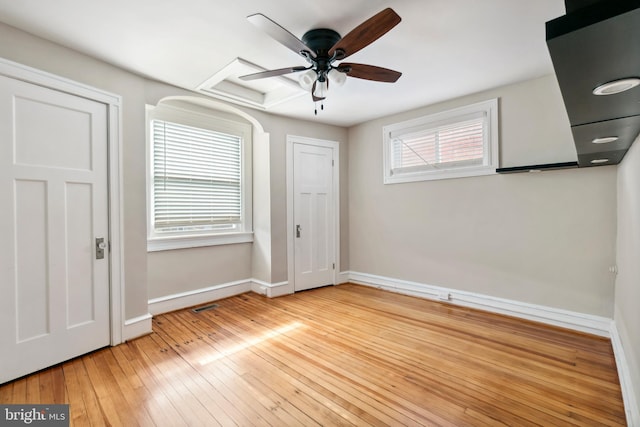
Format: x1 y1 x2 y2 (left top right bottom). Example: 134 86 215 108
332 159 334 167
333 263 335 270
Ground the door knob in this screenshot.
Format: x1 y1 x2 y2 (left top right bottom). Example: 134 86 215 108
96 238 106 259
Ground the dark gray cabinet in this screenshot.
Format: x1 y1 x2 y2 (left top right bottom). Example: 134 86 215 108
546 0 640 167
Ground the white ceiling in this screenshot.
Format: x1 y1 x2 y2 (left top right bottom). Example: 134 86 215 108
0 0 566 127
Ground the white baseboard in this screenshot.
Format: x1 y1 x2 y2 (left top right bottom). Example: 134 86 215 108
347 271 612 337
145 271 612 336
148 278 293 315
611 319 640 427
148 279 252 315
123 313 153 341
337 271 350 284
251 279 291 298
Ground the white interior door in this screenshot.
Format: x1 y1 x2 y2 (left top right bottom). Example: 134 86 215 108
293 142 336 291
0 75 111 384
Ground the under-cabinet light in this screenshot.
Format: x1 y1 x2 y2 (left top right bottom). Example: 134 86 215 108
590 159 609 164
592 136 618 144
592 78 640 96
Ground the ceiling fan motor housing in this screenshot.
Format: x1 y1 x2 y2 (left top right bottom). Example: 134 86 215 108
302 29 342 60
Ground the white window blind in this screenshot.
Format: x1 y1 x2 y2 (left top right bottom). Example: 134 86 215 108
152 119 242 232
383 99 498 183
390 115 485 173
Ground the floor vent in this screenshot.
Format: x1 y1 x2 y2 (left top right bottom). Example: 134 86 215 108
192 303 219 313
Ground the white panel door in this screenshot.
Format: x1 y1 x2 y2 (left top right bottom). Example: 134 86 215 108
0 75 110 384
293 143 335 291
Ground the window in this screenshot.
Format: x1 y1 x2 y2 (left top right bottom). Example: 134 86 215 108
383 99 498 183
147 103 252 251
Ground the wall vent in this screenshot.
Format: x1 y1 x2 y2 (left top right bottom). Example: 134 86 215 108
192 303 219 313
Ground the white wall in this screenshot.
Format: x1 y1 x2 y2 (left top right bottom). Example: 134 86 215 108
139 58 349 298
259 117 348 283
348 75 618 317
0 18 623 327
147 244 254 300
0 21 349 319
143 92 349 296
615 136 640 417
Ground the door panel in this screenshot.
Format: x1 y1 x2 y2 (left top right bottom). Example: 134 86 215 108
14 179 49 342
66 183 96 328
293 143 335 291
0 75 110 384
14 95 92 170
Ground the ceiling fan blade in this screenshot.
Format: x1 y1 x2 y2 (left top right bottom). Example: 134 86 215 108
328 8 401 59
339 63 402 82
247 13 316 58
239 66 308 81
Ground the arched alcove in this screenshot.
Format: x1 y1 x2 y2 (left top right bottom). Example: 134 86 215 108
146 95 274 302
154 95 266 134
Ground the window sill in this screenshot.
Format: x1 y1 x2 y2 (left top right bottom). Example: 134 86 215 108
147 232 253 252
384 165 496 184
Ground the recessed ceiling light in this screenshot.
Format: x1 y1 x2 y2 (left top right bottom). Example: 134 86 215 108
592 136 618 144
593 78 640 96
590 159 609 164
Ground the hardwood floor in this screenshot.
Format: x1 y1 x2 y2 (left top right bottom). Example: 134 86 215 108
0 284 626 426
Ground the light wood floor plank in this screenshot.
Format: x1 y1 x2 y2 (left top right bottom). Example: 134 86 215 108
152 314 284 426
225 295 466 426
8 378 26 404
0 283 627 426
198 309 389 426
167 308 364 426
69 358 106 426
61 361 91 426
169 311 323 427
113 342 191 426
259 289 624 424
138 332 224 426
242 296 544 425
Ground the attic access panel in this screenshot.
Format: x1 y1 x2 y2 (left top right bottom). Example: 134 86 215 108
196 58 306 109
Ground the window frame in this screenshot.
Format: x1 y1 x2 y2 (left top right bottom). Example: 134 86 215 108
383 98 499 184
146 103 253 252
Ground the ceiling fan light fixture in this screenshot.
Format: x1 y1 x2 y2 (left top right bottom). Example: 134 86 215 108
313 79 328 99
328 68 347 87
299 69 317 91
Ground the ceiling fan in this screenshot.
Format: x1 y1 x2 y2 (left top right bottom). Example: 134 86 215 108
240 8 402 113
